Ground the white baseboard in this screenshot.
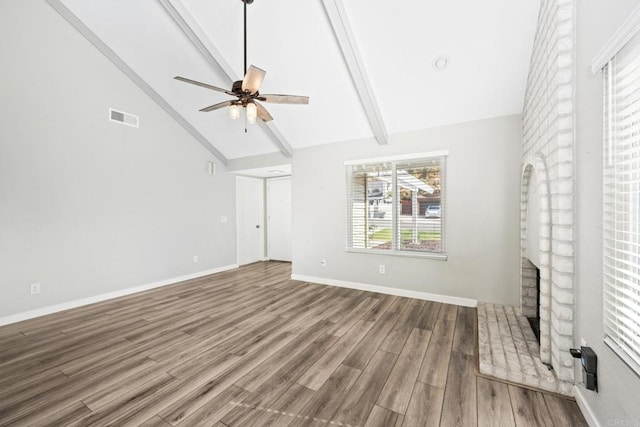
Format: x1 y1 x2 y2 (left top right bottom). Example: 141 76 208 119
291 274 477 308
574 386 600 427
0 264 239 326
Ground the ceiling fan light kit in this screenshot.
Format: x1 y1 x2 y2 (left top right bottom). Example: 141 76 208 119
174 0 309 128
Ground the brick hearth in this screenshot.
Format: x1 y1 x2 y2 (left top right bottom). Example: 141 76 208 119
477 303 574 396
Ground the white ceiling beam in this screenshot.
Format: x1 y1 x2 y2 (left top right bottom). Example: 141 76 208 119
321 0 388 145
45 0 228 165
159 0 236 81
160 0 294 158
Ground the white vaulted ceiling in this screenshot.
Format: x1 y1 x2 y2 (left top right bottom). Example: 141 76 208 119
53 0 539 162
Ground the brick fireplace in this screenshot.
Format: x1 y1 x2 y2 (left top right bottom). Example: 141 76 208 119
519 0 576 391
477 0 577 397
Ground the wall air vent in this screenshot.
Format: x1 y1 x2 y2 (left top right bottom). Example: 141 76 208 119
109 108 139 128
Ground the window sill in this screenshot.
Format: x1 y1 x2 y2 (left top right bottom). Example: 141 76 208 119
346 248 448 261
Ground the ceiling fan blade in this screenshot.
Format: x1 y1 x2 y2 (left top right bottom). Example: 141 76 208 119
199 100 233 112
174 76 234 96
242 65 266 94
254 101 273 122
261 94 310 105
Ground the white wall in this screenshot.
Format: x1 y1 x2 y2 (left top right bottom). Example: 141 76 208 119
575 0 640 423
526 170 540 267
292 115 522 306
227 152 291 172
0 0 237 318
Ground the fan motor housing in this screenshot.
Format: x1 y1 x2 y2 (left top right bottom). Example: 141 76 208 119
232 80 258 104
232 80 244 94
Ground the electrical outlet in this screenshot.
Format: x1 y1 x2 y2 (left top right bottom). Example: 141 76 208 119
30 283 40 295
320 259 327 267
193 256 198 263
581 338 587 347
379 265 386 274
220 216 228 223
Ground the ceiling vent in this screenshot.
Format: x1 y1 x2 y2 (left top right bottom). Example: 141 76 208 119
109 108 139 128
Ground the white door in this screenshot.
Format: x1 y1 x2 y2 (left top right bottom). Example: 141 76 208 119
236 176 265 265
267 177 292 262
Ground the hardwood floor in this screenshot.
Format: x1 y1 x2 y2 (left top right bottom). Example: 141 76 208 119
0 262 586 426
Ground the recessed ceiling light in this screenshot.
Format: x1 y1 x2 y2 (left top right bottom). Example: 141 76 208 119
268 170 284 174
433 56 449 71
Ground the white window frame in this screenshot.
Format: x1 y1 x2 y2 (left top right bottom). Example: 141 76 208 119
597 8 640 377
345 151 448 260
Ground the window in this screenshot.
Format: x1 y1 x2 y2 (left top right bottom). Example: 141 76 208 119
346 152 446 258
602 29 640 375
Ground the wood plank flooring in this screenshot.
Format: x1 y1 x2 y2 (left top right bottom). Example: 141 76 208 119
0 262 587 426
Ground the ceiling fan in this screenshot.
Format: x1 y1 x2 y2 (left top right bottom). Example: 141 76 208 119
174 0 309 125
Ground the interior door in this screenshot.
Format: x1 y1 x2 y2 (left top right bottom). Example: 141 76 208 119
267 177 292 262
236 176 265 265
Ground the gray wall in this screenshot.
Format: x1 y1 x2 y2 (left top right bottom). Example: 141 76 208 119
292 115 522 306
0 0 237 318
575 0 640 423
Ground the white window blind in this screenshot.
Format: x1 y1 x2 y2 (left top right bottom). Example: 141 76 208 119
346 154 446 256
603 29 640 375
